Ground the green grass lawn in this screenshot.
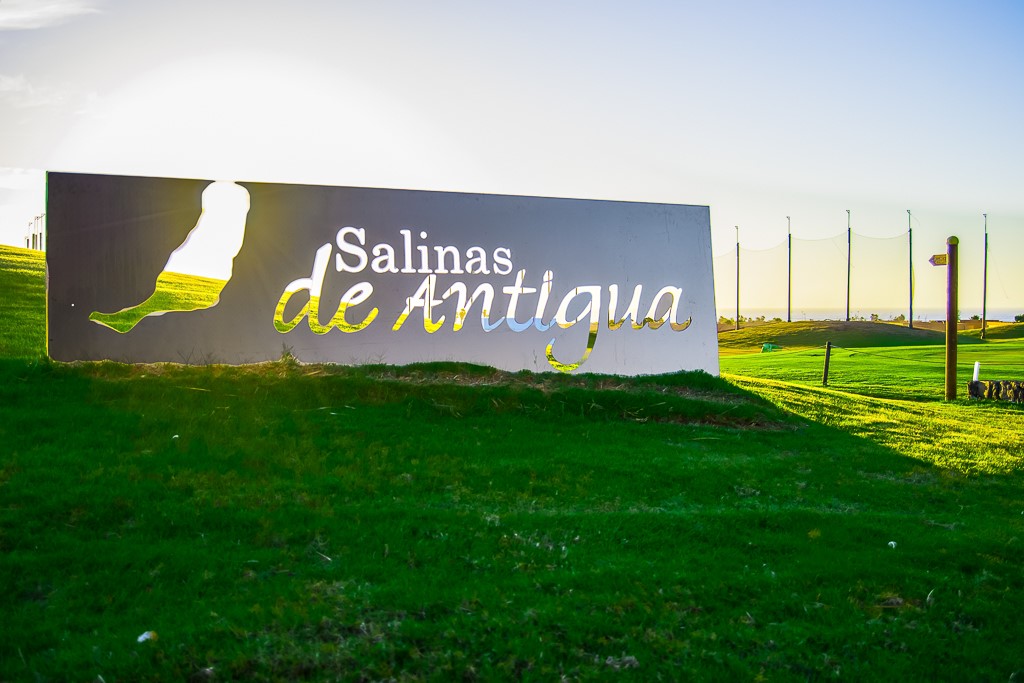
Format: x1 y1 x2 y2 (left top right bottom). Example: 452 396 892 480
2 245 1023 681
0 245 46 358
720 342 1024 402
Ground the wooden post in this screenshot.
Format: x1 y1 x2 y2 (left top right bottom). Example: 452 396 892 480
945 236 959 400
822 341 832 387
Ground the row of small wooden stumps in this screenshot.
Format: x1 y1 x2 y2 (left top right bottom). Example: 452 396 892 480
967 380 1024 403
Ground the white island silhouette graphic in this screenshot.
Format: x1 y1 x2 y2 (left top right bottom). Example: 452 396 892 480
89 181 250 333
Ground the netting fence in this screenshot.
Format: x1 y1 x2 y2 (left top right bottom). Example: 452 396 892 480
713 229 1021 325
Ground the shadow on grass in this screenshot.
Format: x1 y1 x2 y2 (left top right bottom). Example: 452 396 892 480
2 357 1023 681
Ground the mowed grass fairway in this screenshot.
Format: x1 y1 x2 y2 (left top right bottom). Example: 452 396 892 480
2 245 1023 681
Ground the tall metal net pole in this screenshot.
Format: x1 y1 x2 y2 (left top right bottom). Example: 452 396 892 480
735 226 740 331
908 210 913 329
845 210 851 322
982 213 988 340
787 216 792 323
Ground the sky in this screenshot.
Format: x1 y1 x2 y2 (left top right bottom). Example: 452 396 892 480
1 0 1022 317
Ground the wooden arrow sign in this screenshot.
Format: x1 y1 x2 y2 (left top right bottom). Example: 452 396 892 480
929 253 948 266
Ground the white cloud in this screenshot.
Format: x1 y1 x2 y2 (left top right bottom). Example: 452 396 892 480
0 73 65 107
0 167 44 190
0 0 100 30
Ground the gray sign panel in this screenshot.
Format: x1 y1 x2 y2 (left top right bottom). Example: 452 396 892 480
46 172 719 375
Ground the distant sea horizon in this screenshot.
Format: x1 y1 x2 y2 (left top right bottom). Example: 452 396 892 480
717 306 1021 322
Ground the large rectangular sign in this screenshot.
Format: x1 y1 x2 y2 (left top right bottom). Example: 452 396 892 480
46 173 719 375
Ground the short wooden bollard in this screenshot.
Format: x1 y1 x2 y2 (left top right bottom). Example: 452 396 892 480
822 341 832 386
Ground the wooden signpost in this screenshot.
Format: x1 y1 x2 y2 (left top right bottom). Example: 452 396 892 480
931 237 959 400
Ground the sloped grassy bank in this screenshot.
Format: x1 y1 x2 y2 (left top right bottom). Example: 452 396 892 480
0 245 45 358
2 357 1023 681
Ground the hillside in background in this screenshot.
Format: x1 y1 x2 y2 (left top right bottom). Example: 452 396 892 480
962 322 1024 340
0 245 45 358
717 320 991 355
